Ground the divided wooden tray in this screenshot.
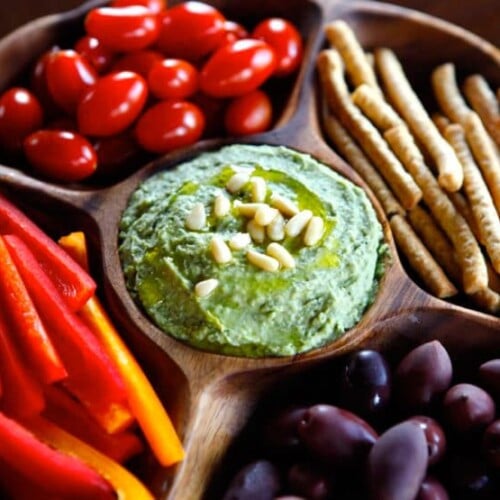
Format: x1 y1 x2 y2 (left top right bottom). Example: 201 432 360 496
0 1 498 498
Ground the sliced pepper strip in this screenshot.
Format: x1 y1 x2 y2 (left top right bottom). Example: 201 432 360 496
29 416 155 500
0 412 114 500
0 309 44 419
0 193 96 311
0 234 67 384
4 234 133 434
59 231 185 466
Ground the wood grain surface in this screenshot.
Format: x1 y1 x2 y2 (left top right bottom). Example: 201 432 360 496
0 0 499 44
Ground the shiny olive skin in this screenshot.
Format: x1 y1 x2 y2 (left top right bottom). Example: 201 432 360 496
368 421 428 500
287 463 333 500
263 407 307 455
416 477 449 500
297 404 377 468
479 360 500 398
339 350 391 420
482 420 500 469
222 460 281 500
443 383 495 434
395 340 452 411
408 416 447 466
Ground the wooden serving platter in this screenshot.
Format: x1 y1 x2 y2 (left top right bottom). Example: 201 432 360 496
0 1 498 498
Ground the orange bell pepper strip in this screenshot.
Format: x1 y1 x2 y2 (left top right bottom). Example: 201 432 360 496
59 231 185 467
0 234 67 384
28 416 155 500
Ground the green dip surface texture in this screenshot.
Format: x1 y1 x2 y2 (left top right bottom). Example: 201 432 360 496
119 145 386 357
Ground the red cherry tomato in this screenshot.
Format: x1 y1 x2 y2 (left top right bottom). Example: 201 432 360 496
93 131 140 177
111 49 164 78
135 100 205 153
85 6 159 52
220 20 248 45
74 35 115 73
252 18 303 77
110 0 166 13
191 93 227 138
224 90 272 136
30 49 60 112
148 59 199 100
0 88 44 151
200 39 277 98
45 50 97 114
24 130 97 182
157 2 226 61
78 71 148 137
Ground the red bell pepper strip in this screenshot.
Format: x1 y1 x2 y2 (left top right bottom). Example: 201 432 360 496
44 385 144 463
0 193 96 311
4 234 133 434
0 309 44 419
0 411 114 500
0 234 67 384
29 416 154 500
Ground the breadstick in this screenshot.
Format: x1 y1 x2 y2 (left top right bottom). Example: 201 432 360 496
352 84 404 131
431 63 471 124
445 123 500 272
471 288 500 315
390 214 457 298
463 74 500 146
463 111 500 213
324 21 381 94
408 205 461 285
321 103 405 217
375 48 463 192
432 113 451 135
448 191 484 244
317 50 421 210
384 124 488 294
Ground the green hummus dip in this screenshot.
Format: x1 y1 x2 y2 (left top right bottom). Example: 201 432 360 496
119 145 386 357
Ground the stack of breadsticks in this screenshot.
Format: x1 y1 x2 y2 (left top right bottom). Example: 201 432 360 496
317 21 500 314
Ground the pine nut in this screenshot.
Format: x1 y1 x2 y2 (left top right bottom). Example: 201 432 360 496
247 250 280 272
213 193 231 217
226 172 250 193
185 202 206 230
195 278 218 297
237 202 267 217
303 216 325 246
210 236 232 264
247 219 265 244
250 176 267 202
266 242 295 268
285 210 313 237
267 212 286 241
270 193 299 217
254 205 279 226
229 232 251 250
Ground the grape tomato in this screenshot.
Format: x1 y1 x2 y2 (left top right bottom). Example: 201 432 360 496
148 59 199 100
74 36 115 74
224 89 272 136
111 50 164 78
110 0 167 13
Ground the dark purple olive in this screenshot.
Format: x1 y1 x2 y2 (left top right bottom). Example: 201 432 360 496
263 407 308 454
479 359 500 398
416 476 449 500
287 463 334 500
222 460 281 500
408 416 447 466
443 383 495 434
482 420 500 468
367 421 428 500
339 349 392 419
395 340 452 411
297 404 377 468
275 497 306 500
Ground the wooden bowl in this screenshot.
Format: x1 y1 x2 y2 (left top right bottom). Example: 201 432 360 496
0 1 498 499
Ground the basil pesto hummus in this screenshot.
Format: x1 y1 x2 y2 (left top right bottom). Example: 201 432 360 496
119 145 386 357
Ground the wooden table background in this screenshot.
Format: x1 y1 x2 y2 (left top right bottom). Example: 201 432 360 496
0 0 498 45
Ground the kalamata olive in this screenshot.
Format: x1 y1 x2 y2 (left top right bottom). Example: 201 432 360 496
275 497 306 500
339 349 391 420
263 407 307 455
297 404 377 468
479 359 500 398
482 420 500 468
395 340 452 411
287 463 334 500
408 416 447 465
222 460 281 500
417 476 449 500
443 383 495 434
367 421 428 500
